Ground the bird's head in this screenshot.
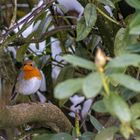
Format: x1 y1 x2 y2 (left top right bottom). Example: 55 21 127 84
21 60 42 80
22 60 36 71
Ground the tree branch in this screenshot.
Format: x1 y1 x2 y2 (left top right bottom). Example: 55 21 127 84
0 103 72 133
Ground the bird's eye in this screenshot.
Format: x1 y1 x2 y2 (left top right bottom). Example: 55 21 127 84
23 63 32 66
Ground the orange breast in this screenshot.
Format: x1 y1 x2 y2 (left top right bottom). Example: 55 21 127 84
23 68 42 80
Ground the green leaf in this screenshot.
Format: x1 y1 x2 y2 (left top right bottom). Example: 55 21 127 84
90 115 104 132
80 132 95 140
75 44 90 59
106 67 126 86
98 0 115 8
83 72 102 98
109 73 140 92
84 3 97 27
119 87 138 101
50 133 72 140
112 0 121 4
129 14 140 35
104 93 131 123
130 25 140 35
114 28 127 56
107 54 140 68
120 123 133 139
16 45 28 62
131 103 140 120
72 127 77 138
126 43 140 53
114 27 138 55
56 66 74 84
94 127 118 140
92 100 107 113
63 55 95 70
126 0 140 9
132 120 140 130
76 17 92 41
54 78 83 99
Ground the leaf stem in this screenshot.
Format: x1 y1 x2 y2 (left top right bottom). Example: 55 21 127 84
100 73 110 96
96 7 121 26
75 112 81 138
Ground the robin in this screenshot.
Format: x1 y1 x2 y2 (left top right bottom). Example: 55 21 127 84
12 60 46 103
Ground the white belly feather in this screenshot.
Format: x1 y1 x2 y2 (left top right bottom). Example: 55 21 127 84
17 77 41 95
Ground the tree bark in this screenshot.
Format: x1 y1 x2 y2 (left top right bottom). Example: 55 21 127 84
0 103 72 133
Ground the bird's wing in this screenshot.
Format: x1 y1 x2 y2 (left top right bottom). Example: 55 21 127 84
39 70 47 92
11 71 23 100
17 71 24 81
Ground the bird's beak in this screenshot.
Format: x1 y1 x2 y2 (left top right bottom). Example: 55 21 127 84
22 65 33 71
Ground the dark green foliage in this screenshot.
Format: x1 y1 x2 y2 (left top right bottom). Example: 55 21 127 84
1 0 140 139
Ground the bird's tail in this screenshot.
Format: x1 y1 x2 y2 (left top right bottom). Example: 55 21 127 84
36 91 46 103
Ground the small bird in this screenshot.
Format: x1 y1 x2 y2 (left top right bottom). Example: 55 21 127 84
12 60 46 103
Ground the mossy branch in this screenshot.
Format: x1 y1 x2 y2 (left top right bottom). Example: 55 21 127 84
0 103 72 133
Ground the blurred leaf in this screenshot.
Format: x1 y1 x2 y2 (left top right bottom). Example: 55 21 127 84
114 28 138 56
63 55 95 70
126 43 140 53
129 14 140 35
76 17 92 41
106 67 126 86
75 44 90 59
106 67 126 75
109 73 140 92
98 0 115 8
33 133 72 140
104 93 131 123
120 123 133 139
83 72 102 98
107 54 140 68
118 87 138 101
80 132 95 140
132 119 140 130
72 127 77 138
92 100 108 113
54 78 83 99
126 0 140 9
84 3 97 27
131 103 140 120
50 133 72 140
112 0 121 3
94 127 118 140
114 28 127 55
16 45 28 62
90 115 104 132
56 66 75 84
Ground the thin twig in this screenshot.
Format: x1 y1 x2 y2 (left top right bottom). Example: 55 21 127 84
96 7 121 26
9 0 17 28
0 1 54 50
2 0 54 38
31 25 76 43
